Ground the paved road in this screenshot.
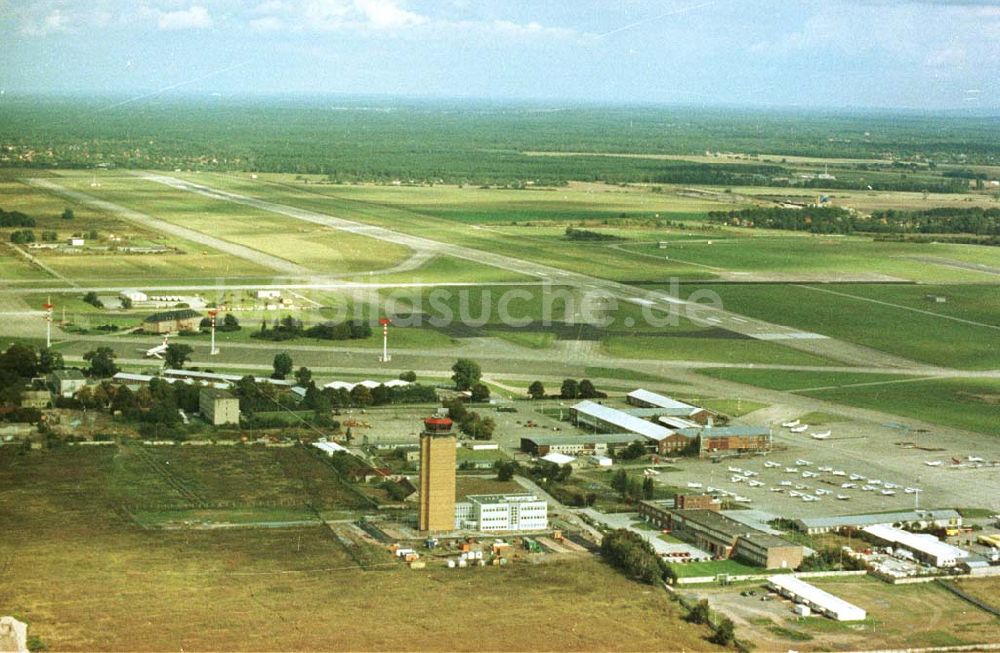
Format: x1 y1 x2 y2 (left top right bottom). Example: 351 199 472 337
140 173 932 370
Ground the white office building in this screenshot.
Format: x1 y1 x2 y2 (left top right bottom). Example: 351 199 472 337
454 493 548 532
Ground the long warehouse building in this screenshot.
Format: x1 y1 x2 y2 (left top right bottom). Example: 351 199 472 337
768 575 867 622
862 524 969 568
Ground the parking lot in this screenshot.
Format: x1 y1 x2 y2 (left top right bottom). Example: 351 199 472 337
657 416 1000 519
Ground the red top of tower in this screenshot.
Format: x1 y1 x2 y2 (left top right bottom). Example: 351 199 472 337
423 416 453 432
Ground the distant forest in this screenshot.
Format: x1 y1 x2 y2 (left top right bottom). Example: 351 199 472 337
708 206 1000 236
0 97 995 191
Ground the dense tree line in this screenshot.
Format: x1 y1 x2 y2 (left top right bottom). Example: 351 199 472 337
5 100 996 187
710 205 1000 236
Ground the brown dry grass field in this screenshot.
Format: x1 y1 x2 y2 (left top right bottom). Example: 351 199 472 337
0 446 719 651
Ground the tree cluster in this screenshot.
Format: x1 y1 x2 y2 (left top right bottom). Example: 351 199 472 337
564 226 624 242
599 529 666 584
0 207 36 228
450 358 481 391
444 398 496 440
610 469 655 502
0 344 65 418
253 316 372 342
9 229 35 244
797 546 867 572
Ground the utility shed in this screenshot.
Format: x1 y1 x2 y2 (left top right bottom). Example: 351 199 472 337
768 575 867 621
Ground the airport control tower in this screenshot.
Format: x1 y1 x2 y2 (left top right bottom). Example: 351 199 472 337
418 416 457 533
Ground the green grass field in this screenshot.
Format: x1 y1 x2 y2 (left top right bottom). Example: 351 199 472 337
696 368 910 392
800 377 1000 436
670 559 767 578
682 283 1000 370
629 234 999 282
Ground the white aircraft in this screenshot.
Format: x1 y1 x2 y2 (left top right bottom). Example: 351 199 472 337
862 485 876 492
869 479 883 486
968 456 985 463
790 425 809 433
818 466 833 472
884 483 898 489
789 490 801 497
784 467 799 473
924 460 943 467
686 481 703 488
811 432 831 440
734 496 751 503
781 419 800 428
849 473 865 481
742 470 757 477
748 480 764 487
770 487 784 492
836 494 850 501
764 461 781 468
841 482 857 489
801 471 816 478
881 489 897 496
644 468 660 476
730 476 745 483
802 494 818 502
904 487 920 494
779 480 792 487
727 466 742 473
796 459 812 466
143 334 171 359
832 470 846 477
815 488 831 496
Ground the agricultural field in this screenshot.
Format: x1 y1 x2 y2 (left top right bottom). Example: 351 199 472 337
0 445 718 652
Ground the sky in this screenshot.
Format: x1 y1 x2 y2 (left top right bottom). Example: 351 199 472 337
1 0 998 110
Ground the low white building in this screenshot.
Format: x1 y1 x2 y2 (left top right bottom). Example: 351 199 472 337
119 289 148 303
541 452 576 466
256 290 281 299
768 575 867 621
312 441 348 456
863 524 969 568
455 493 548 532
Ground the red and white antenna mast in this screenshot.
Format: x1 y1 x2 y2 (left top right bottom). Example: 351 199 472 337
208 309 220 355
379 317 391 363
42 298 54 349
